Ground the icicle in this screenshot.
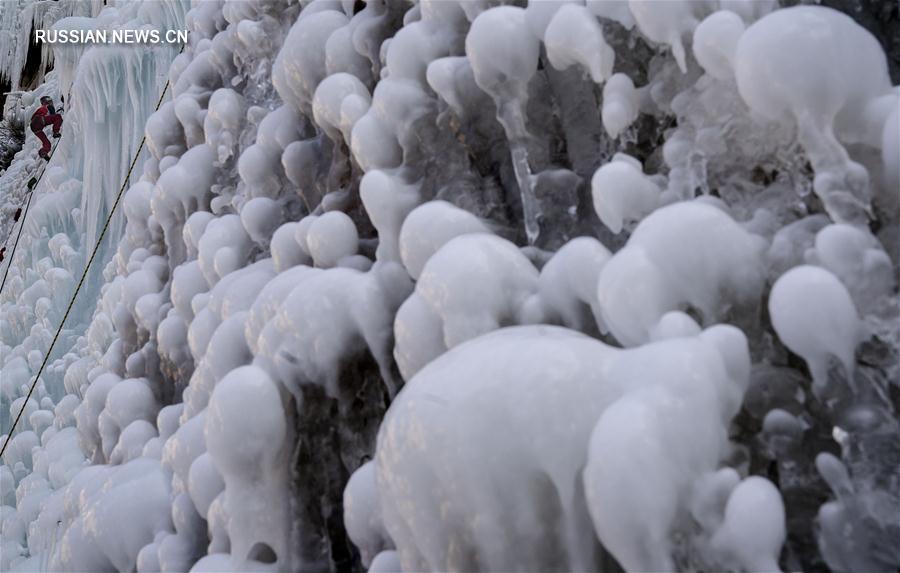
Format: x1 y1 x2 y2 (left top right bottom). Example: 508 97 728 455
466 6 543 244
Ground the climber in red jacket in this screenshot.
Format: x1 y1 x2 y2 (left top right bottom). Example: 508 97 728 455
30 96 62 161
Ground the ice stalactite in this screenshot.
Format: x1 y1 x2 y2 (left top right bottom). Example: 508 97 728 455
69 41 183 251
466 6 542 244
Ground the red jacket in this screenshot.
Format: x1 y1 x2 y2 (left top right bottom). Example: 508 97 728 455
30 104 52 131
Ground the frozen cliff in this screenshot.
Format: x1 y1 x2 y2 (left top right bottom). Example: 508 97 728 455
1 0 898 572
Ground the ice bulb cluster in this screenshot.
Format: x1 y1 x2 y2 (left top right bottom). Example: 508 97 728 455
1 0 897 572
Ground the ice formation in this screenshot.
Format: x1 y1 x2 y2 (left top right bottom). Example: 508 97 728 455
370 324 752 571
768 265 864 393
543 5 614 84
590 152 662 234
1 1 898 572
596 201 767 346
734 6 894 224
0 0 102 91
601 73 639 139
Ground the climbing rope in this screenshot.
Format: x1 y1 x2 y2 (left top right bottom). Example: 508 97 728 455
0 137 61 290
1 64 179 456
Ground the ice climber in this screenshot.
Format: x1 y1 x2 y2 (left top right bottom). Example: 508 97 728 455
30 95 62 160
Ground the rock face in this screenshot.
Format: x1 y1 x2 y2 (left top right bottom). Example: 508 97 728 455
800 0 900 83
0 1 898 573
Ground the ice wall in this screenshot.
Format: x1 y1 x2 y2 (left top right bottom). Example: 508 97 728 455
2 1 898 572
0 2 187 568
0 0 103 91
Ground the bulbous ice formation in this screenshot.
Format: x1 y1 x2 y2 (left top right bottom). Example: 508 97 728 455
360 170 421 264
692 10 745 80
543 4 615 84
524 0 580 40
735 7 890 128
597 201 767 346
804 224 895 315
273 9 349 116
601 73 639 139
394 233 539 380
343 461 391 568
374 324 751 572
305 211 359 269
204 88 245 165
629 0 704 72
398 201 491 280
585 324 751 572
768 265 864 392
734 6 893 223
586 0 635 30
255 262 413 398
466 6 540 104
206 365 290 570
313 72 371 143
709 476 786 572
537 237 611 334
591 153 661 234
